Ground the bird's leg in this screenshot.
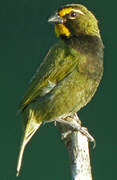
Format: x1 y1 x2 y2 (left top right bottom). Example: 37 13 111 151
56 113 96 148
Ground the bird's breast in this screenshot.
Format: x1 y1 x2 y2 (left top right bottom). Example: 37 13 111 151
77 52 103 81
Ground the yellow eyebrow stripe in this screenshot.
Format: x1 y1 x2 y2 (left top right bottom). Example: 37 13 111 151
59 7 73 17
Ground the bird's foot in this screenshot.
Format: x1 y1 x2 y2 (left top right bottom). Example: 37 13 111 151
61 130 72 140
56 113 96 148
78 127 96 148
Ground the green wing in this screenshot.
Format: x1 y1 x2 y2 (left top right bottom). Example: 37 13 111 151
20 42 80 111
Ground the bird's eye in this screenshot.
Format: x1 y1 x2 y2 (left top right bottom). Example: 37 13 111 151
70 12 76 18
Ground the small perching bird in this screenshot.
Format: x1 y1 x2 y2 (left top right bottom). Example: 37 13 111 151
16 4 104 176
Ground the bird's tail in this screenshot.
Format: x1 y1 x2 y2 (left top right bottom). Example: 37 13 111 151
16 109 42 176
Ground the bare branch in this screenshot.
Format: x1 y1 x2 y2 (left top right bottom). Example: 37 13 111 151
57 114 93 180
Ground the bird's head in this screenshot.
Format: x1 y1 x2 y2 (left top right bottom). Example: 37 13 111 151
48 4 100 39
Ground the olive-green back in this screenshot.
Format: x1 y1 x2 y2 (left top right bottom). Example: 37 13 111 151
20 41 80 111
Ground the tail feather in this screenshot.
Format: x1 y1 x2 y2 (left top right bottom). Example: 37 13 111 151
16 109 42 176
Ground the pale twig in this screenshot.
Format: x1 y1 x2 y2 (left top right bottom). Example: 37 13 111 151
57 113 93 180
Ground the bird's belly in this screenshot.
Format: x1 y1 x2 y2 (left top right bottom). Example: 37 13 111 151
34 69 100 122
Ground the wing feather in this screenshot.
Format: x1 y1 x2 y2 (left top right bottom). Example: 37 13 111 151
20 42 79 110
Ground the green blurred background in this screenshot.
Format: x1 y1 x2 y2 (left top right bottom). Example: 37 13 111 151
0 0 116 179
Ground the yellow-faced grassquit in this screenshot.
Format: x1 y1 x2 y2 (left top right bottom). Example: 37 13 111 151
16 4 104 176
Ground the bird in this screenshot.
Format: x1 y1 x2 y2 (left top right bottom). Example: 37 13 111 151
16 4 104 176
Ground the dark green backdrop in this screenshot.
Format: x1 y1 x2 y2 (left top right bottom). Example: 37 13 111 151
0 0 116 179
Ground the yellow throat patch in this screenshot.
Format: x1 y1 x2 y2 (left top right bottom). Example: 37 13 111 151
55 7 74 37
55 24 71 37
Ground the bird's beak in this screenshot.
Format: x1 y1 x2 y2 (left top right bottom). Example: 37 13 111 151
48 13 63 24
